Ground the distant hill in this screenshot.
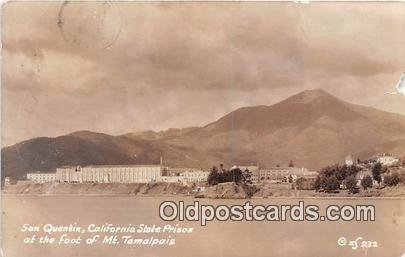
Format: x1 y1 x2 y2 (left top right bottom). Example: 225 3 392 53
123 127 199 141
1 131 208 180
3 89 405 180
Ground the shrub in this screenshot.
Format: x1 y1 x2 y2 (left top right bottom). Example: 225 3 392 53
315 164 361 192
399 173 405 184
207 166 220 185
384 173 400 187
295 177 315 190
361 175 373 190
324 176 340 193
345 176 359 194
207 166 244 185
372 163 382 184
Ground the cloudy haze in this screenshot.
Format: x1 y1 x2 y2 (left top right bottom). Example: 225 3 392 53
2 2 405 146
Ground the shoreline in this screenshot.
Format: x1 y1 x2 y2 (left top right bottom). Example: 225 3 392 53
2 181 404 199
2 192 405 200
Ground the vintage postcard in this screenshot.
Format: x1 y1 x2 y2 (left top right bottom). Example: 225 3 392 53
1 1 404 257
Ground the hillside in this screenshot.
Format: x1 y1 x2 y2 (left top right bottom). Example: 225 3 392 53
166 89 405 168
2 89 405 180
123 127 199 141
1 131 208 180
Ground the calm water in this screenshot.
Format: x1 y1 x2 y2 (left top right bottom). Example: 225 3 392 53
2 196 404 257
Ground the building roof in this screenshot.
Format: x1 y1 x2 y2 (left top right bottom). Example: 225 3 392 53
58 164 162 169
260 166 308 171
85 164 161 168
27 170 54 173
167 167 203 172
370 153 399 159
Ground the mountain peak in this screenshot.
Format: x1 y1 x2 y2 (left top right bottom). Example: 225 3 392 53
301 88 329 95
286 88 336 104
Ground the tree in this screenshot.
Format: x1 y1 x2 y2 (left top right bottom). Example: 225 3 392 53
219 163 225 173
345 176 359 194
324 176 340 193
372 163 382 185
207 166 219 185
318 164 360 186
288 160 294 167
384 173 400 187
314 176 322 191
361 175 373 190
334 165 347 182
229 168 243 183
346 165 361 178
210 167 244 185
242 169 252 185
296 177 315 190
314 172 330 191
400 173 405 184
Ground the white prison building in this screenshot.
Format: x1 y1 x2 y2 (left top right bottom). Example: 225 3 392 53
181 170 210 183
27 172 57 183
56 165 162 183
254 167 317 183
376 154 399 166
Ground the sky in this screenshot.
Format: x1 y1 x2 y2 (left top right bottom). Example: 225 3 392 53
2 1 405 147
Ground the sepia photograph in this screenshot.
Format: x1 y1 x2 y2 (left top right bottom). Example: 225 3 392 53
1 1 404 257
